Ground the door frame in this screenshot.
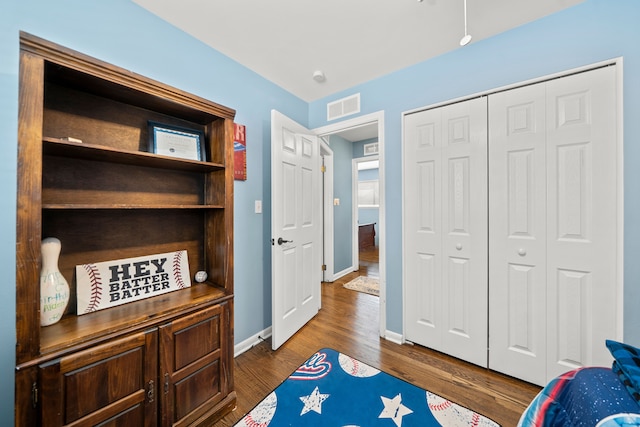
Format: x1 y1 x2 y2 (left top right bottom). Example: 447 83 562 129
313 110 386 338
321 139 334 284
401 57 624 346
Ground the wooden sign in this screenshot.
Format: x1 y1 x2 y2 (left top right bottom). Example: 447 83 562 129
76 250 191 315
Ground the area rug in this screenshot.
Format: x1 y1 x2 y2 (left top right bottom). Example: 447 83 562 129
234 348 499 427
343 276 379 296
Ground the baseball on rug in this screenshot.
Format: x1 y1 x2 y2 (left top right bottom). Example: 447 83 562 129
234 348 499 427
343 276 379 296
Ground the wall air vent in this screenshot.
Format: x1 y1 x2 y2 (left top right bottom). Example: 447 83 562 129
327 93 361 121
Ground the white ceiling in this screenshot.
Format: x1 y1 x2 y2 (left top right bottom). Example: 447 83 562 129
133 0 584 103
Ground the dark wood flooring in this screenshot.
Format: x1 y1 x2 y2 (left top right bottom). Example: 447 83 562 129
216 247 541 426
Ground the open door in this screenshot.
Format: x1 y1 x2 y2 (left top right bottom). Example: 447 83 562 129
271 110 322 350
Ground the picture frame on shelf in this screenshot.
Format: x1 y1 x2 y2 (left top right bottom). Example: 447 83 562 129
148 121 206 161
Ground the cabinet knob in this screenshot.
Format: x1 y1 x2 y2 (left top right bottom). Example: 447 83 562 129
455 243 462 250
518 248 526 256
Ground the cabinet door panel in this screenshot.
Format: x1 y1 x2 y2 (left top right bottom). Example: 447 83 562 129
93 403 144 427
173 310 221 370
173 359 221 420
40 330 157 427
160 304 228 427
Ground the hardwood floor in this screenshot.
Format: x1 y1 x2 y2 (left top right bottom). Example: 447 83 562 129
217 247 541 426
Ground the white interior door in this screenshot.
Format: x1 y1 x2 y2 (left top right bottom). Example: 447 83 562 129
271 110 322 350
489 66 619 385
404 97 488 367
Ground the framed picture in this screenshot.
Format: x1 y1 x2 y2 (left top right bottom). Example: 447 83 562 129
148 122 206 161
363 142 379 156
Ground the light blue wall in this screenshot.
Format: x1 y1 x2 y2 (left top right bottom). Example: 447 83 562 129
310 0 640 338
329 135 353 272
0 0 308 422
0 1 20 421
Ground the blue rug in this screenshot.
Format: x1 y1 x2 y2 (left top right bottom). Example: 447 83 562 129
235 348 499 427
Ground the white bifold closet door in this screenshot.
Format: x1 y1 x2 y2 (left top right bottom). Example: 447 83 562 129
403 97 489 367
404 65 619 386
488 66 618 386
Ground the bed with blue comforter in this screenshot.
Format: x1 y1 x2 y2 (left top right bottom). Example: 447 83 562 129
518 340 640 426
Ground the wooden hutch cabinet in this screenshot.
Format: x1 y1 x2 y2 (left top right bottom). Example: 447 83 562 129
15 33 235 426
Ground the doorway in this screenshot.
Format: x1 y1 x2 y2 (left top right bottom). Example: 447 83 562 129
353 156 380 278
313 111 386 337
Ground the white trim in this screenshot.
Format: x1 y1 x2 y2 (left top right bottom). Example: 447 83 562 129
234 327 272 358
400 110 407 349
313 111 386 338
351 158 359 270
615 58 625 340
321 139 334 283
333 266 355 282
384 330 403 345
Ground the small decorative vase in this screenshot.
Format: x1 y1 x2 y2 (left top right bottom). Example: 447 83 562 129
40 237 70 326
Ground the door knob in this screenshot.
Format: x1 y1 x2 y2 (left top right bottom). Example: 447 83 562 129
277 237 292 245
455 243 462 250
518 248 526 256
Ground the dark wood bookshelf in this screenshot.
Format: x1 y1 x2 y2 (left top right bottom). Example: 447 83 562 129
15 32 236 426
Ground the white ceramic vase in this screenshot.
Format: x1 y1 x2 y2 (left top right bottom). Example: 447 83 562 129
40 237 70 326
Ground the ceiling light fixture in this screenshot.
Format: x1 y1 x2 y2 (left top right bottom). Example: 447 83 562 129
313 70 326 83
460 0 472 46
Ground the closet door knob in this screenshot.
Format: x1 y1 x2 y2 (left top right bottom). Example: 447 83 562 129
518 248 526 256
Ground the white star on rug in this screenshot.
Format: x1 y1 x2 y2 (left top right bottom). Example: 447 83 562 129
379 393 413 427
299 386 330 415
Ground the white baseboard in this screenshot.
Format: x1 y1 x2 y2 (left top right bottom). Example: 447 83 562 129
234 327 403 357
234 326 272 358
331 266 354 282
384 330 403 345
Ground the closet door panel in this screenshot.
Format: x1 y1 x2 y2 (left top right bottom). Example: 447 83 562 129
404 108 443 347
489 83 548 385
440 99 488 367
546 66 618 380
404 97 488 368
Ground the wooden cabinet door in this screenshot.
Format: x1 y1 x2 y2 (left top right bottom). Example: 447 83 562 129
159 303 230 427
39 330 158 427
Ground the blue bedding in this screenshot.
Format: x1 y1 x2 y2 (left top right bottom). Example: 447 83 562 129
518 367 640 426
